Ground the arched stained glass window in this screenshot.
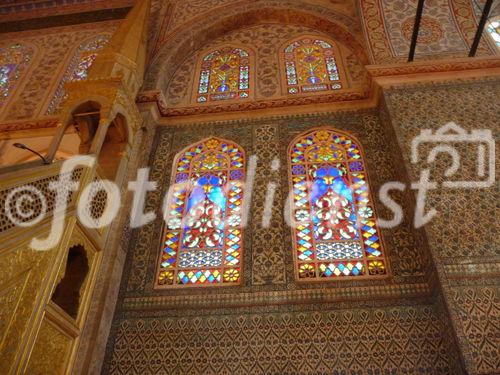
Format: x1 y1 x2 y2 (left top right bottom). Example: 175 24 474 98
0 43 34 107
157 137 245 287
196 46 250 103
46 34 109 114
283 37 342 94
288 129 386 280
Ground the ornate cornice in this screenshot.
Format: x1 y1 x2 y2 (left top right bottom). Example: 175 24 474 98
367 57 500 77
0 118 59 133
443 261 500 279
123 282 431 311
137 89 370 117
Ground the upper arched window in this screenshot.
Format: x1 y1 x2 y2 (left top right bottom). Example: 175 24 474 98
157 137 245 287
46 34 110 114
195 46 252 103
0 43 35 107
282 37 343 95
288 128 387 280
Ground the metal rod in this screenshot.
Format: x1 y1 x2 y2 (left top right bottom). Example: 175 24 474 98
73 111 101 117
469 0 494 57
13 143 50 164
408 0 426 62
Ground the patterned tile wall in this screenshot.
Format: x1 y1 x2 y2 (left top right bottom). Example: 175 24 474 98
383 80 500 375
102 109 465 374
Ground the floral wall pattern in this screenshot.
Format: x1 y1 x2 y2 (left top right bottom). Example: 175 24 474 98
383 80 500 374
359 0 497 63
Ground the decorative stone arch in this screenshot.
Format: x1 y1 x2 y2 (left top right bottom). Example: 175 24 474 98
51 243 89 320
146 5 369 94
51 223 100 324
47 94 135 184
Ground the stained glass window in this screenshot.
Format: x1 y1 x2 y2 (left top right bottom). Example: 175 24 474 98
289 129 386 280
0 43 34 107
46 35 109 114
284 38 342 95
196 46 250 103
157 138 245 287
487 20 500 47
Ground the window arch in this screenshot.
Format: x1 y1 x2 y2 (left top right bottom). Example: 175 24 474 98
282 37 344 95
157 137 245 287
46 34 110 114
0 43 35 107
195 46 252 103
288 128 387 280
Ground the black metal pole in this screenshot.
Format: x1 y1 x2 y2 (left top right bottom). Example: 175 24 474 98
13 143 50 164
408 0 426 62
469 0 494 57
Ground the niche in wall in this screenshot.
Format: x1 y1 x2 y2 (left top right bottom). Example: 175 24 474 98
51 244 89 319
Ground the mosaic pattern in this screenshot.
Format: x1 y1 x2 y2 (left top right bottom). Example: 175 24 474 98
105 113 463 375
0 43 34 107
106 306 462 374
196 47 250 103
46 34 109 114
384 81 500 374
289 129 386 280
284 38 341 94
451 286 500 373
251 124 287 285
157 137 244 286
